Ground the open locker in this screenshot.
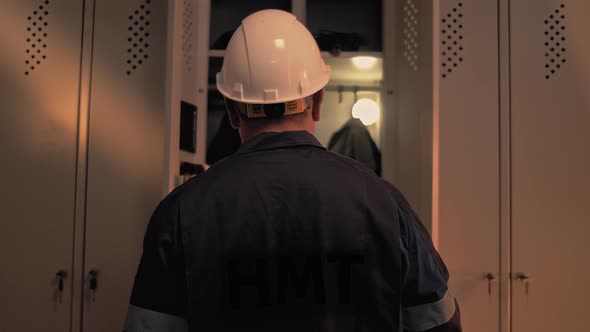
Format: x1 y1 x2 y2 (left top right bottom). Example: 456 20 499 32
203 0 389 180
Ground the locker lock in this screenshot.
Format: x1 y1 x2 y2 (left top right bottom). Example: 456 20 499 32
56 269 67 304
88 269 99 302
484 273 496 294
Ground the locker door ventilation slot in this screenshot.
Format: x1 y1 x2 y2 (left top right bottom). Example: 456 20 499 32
25 0 50 76
182 0 194 72
543 4 567 80
403 0 420 71
126 0 153 76
441 1 464 79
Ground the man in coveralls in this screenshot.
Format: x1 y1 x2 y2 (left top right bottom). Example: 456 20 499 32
124 9 461 332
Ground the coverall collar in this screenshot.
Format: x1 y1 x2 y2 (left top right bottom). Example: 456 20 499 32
236 130 326 155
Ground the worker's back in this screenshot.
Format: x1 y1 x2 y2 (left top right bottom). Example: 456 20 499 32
126 131 460 332
180 131 401 331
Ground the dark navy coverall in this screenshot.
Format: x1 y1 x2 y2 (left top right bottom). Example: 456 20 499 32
124 131 461 332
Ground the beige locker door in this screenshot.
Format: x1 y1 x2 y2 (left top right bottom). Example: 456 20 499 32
0 0 83 331
510 1 590 331
82 0 169 331
436 1 500 331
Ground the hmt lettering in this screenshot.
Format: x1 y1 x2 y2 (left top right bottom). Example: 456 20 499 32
227 253 365 308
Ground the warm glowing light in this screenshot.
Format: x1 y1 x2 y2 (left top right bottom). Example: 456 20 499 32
274 38 286 49
352 98 380 126
351 56 378 69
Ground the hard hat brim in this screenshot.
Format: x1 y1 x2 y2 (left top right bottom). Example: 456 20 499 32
216 68 331 105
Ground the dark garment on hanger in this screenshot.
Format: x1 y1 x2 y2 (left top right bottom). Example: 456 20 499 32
328 117 382 176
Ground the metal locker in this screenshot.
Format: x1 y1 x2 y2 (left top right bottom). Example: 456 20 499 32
510 1 590 331
0 0 84 331
435 1 501 332
82 0 170 331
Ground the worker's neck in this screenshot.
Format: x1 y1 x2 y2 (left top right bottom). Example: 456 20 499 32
239 121 315 143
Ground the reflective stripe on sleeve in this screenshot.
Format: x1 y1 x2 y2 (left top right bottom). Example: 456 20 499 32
124 304 188 332
402 291 456 331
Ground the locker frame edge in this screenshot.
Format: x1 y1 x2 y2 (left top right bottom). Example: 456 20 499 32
164 0 182 193
498 0 512 332
380 0 397 190
432 0 441 248
71 0 96 331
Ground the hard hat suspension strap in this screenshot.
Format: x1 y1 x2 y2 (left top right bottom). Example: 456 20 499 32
244 97 313 119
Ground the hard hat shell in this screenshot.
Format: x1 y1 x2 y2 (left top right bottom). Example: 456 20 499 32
216 9 331 105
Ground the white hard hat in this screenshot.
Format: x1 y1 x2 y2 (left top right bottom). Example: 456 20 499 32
216 9 331 105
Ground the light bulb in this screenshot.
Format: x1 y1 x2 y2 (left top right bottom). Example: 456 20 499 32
351 56 378 70
352 98 380 126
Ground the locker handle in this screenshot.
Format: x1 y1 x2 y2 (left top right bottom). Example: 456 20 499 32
88 269 99 302
56 269 67 304
484 273 496 294
514 273 531 295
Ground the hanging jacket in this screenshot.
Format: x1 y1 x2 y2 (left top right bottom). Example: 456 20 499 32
328 117 382 176
124 131 461 332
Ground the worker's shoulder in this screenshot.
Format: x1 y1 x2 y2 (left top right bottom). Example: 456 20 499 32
170 156 243 197
323 150 380 181
322 150 374 173
151 180 188 215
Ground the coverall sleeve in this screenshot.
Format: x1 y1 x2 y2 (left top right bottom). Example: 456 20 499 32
123 196 189 332
399 207 462 332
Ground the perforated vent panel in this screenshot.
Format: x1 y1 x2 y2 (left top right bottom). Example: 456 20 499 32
25 0 50 76
126 0 152 75
544 4 567 79
441 1 464 78
402 0 420 71
182 0 194 72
